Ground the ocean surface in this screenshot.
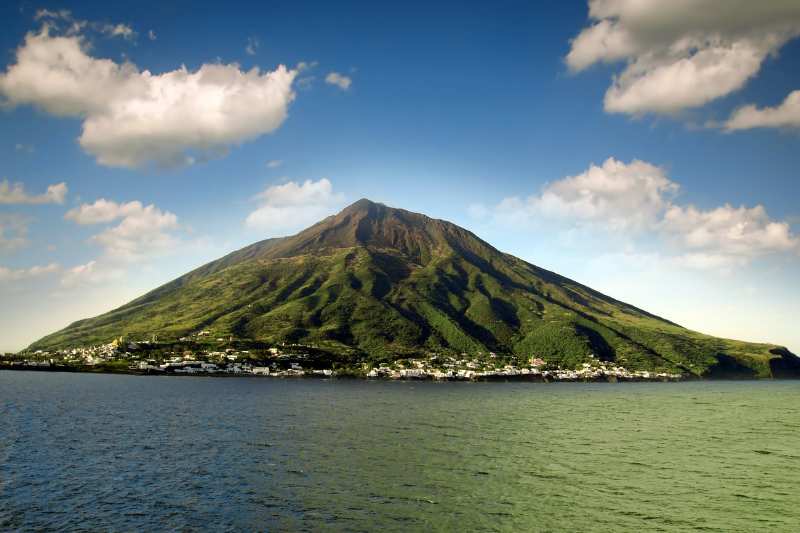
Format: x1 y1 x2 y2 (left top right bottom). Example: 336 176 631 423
0 372 798 532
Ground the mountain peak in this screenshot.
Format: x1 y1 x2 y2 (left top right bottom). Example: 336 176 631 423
338 198 390 219
345 198 381 210
273 197 446 259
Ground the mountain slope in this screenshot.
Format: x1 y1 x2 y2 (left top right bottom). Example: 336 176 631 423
31 199 798 377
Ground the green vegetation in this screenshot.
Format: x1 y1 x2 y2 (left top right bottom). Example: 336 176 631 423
29 199 797 378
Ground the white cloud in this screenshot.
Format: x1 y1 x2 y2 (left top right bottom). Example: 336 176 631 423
65 198 142 224
34 9 72 21
245 178 345 235
0 26 297 168
0 179 67 204
14 143 34 153
533 158 677 231
295 61 319 91
603 41 766 115
473 157 799 270
0 262 60 283
34 9 135 41
325 72 352 91
725 90 800 130
60 260 124 288
483 158 677 232
60 198 182 288
266 159 283 168
0 214 29 251
66 199 180 262
100 23 135 40
662 204 799 262
245 36 260 56
567 1 800 115
148 29 157 41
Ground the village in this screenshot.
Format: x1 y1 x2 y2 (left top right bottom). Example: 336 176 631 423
1 335 683 381
364 357 682 381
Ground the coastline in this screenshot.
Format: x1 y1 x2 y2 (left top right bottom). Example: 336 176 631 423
0 364 708 382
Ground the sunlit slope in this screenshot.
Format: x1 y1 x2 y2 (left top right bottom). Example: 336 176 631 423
31 199 797 377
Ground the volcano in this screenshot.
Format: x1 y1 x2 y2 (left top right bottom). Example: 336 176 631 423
31 199 798 377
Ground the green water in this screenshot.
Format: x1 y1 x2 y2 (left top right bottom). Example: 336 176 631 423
288 380 800 532
1 374 798 531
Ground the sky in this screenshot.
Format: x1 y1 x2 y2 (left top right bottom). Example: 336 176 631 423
1 0 799 353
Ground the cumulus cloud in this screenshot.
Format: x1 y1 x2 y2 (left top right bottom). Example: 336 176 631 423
662 204 798 260
471 158 676 232
325 72 352 90
0 179 67 205
66 199 180 261
57 197 190 289
0 262 60 283
725 90 800 130
266 159 283 168
65 198 143 224
0 25 297 168
61 198 181 287
567 1 800 115
245 178 345 235
473 157 799 270
530 158 677 231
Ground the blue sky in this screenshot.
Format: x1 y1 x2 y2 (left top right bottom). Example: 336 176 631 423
1 0 799 353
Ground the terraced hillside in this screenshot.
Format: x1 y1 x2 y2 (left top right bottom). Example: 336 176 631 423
30 199 799 377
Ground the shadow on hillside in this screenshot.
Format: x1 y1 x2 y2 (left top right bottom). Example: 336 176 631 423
705 354 758 379
769 348 800 378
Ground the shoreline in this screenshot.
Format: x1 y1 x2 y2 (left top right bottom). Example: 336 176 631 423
0 365 772 382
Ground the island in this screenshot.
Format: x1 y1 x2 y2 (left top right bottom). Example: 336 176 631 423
16 200 800 380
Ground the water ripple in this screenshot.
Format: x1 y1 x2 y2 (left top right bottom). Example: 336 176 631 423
1 373 798 532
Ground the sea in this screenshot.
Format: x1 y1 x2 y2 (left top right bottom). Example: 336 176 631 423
1 371 798 532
